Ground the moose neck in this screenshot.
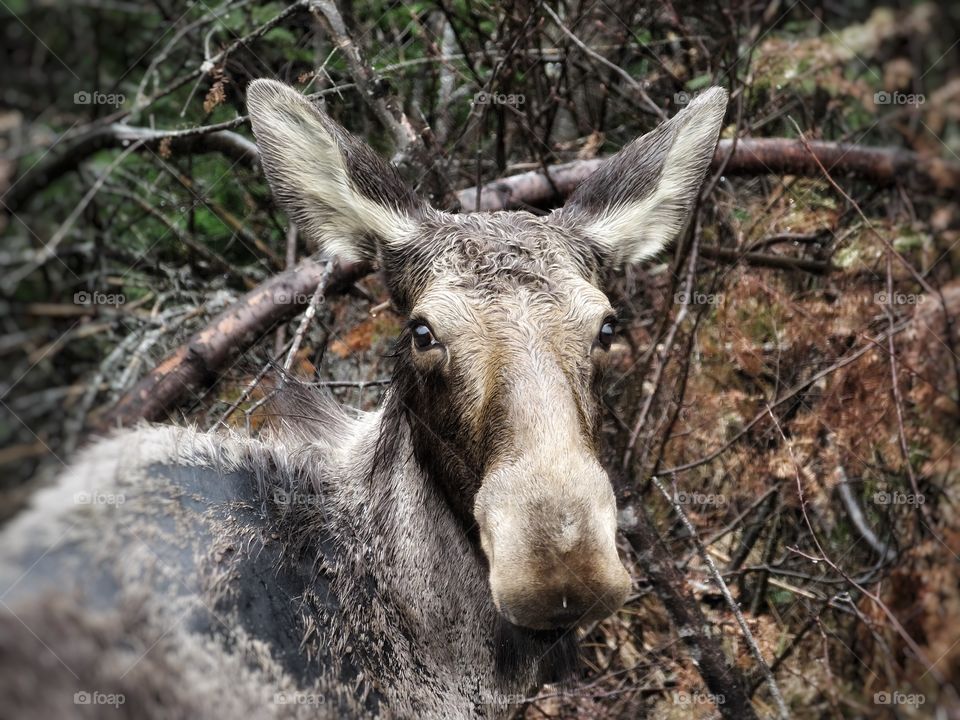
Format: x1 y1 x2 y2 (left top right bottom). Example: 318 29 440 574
355 379 581 692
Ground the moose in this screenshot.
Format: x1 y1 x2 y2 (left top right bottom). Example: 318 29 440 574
0 80 727 718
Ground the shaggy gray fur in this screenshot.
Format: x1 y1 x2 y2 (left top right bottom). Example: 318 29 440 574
0 82 727 719
0 389 560 719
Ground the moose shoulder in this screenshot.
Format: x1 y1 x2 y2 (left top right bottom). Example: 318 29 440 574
0 81 727 719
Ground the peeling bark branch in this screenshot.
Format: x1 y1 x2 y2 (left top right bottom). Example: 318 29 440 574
456 138 960 210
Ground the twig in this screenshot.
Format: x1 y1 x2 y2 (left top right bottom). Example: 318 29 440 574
311 378 391 388
540 3 665 119
213 339 293 430
282 261 333 373
651 475 791 719
702 488 778 556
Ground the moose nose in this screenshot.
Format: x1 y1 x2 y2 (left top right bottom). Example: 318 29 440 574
475 462 632 631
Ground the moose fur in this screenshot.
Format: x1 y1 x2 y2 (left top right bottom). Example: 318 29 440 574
0 81 727 719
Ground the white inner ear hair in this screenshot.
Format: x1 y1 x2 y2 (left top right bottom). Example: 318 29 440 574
291 120 415 260
584 89 726 265
251 90 415 262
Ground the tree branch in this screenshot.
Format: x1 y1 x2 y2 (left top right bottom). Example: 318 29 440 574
456 138 960 210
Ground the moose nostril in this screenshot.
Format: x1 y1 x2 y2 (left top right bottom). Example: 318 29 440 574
494 578 626 630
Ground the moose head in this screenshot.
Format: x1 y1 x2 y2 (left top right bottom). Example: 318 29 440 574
247 80 727 632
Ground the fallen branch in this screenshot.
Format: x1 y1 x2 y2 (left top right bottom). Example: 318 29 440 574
699 245 832 274
97 258 370 430
457 138 960 210
540 3 664 120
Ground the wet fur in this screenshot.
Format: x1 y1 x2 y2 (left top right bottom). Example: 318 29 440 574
0 82 728 719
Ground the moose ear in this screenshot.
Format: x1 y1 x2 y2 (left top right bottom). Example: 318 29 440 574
246 79 422 263
556 87 727 267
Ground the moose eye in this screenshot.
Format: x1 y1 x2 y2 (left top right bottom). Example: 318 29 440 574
411 322 438 350
597 318 616 350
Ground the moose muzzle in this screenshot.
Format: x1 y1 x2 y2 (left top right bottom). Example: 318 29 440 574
475 462 631 631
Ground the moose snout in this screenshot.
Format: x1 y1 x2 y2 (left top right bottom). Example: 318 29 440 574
476 478 632 631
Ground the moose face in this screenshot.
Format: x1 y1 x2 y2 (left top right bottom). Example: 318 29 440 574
247 80 727 631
